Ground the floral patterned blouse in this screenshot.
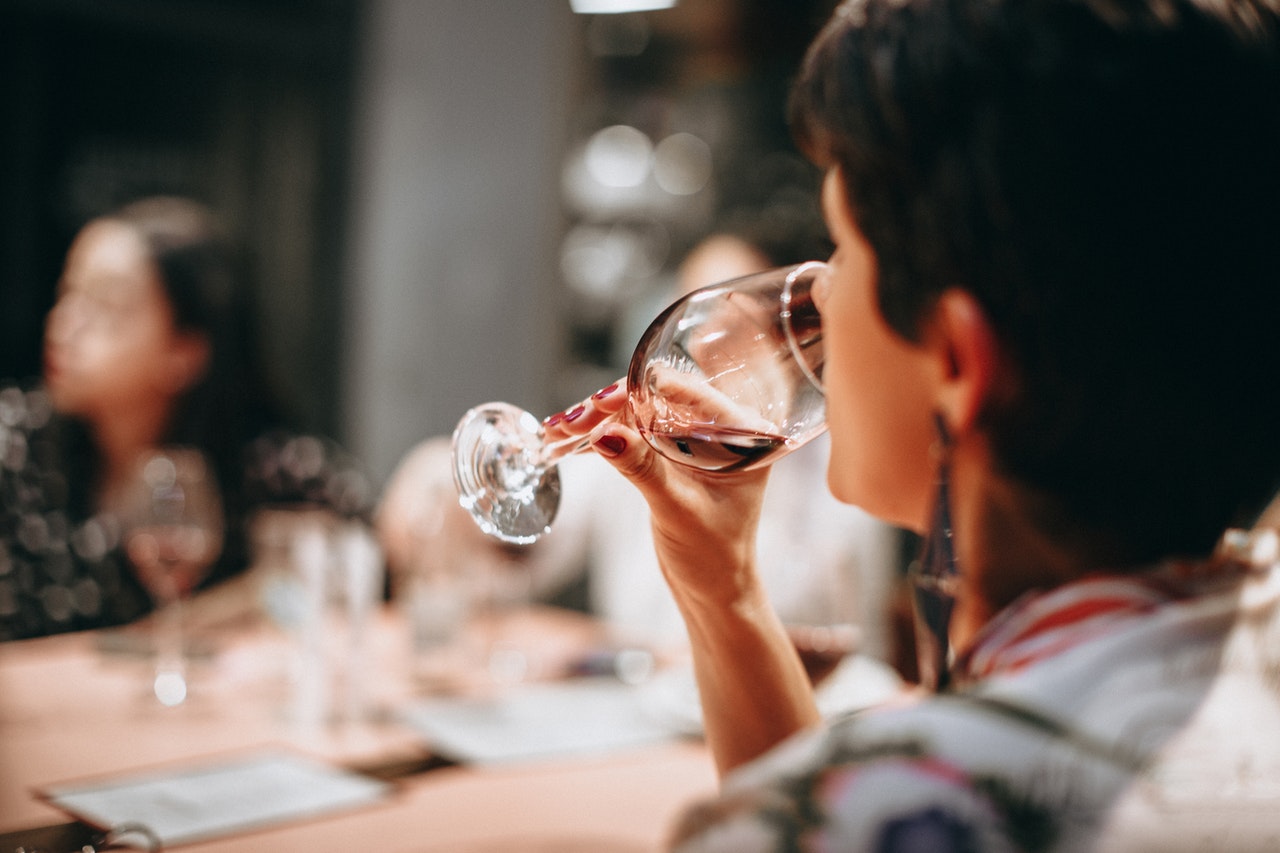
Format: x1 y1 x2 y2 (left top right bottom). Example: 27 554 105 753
670 531 1280 851
0 382 374 641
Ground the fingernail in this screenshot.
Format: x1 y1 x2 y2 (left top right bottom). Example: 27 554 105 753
594 434 626 457
564 405 586 423
592 383 619 400
544 412 565 427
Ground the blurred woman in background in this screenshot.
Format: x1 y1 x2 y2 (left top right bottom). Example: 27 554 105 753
1 196 370 641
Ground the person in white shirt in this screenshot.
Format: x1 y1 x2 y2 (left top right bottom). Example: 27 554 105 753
378 233 903 665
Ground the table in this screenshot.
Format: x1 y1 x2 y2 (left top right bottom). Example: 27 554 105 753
0 606 719 851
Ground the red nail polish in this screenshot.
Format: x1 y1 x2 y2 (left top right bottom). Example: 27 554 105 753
564 405 586 422
592 383 619 400
595 434 626 457
544 412 565 427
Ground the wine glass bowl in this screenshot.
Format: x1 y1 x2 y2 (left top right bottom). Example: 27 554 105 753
626 261 826 472
452 261 828 544
121 447 224 706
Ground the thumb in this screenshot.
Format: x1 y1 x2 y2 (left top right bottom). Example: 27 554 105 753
590 424 663 488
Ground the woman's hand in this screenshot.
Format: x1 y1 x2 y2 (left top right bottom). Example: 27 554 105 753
543 379 771 608
546 380 821 776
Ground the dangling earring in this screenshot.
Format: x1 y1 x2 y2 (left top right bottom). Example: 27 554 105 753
910 413 960 692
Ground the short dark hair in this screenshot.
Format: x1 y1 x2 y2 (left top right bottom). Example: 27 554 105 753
789 0 1280 564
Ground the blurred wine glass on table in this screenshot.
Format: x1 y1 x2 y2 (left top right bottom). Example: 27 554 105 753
452 261 828 544
391 459 484 692
120 447 223 706
786 622 862 687
379 437 533 693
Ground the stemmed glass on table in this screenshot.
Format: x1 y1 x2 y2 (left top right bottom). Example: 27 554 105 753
121 447 224 707
452 261 828 545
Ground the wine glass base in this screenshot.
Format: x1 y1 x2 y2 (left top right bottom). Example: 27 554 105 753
154 670 188 706
452 402 561 545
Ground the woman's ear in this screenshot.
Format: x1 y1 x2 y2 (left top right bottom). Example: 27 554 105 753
928 289 999 435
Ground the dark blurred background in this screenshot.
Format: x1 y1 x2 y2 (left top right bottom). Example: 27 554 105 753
0 0 836 487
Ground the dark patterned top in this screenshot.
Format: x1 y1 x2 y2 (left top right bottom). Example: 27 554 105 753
0 382 374 641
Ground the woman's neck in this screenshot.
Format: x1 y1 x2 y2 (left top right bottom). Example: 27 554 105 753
946 443 1083 655
88 400 173 514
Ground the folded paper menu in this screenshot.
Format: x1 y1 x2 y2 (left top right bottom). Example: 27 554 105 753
39 750 392 847
400 680 678 764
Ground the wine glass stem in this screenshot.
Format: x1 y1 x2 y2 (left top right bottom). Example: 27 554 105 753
537 434 592 467
535 409 625 468
155 597 186 690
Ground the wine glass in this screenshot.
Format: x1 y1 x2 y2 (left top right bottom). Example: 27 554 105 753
121 447 224 706
453 261 827 544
